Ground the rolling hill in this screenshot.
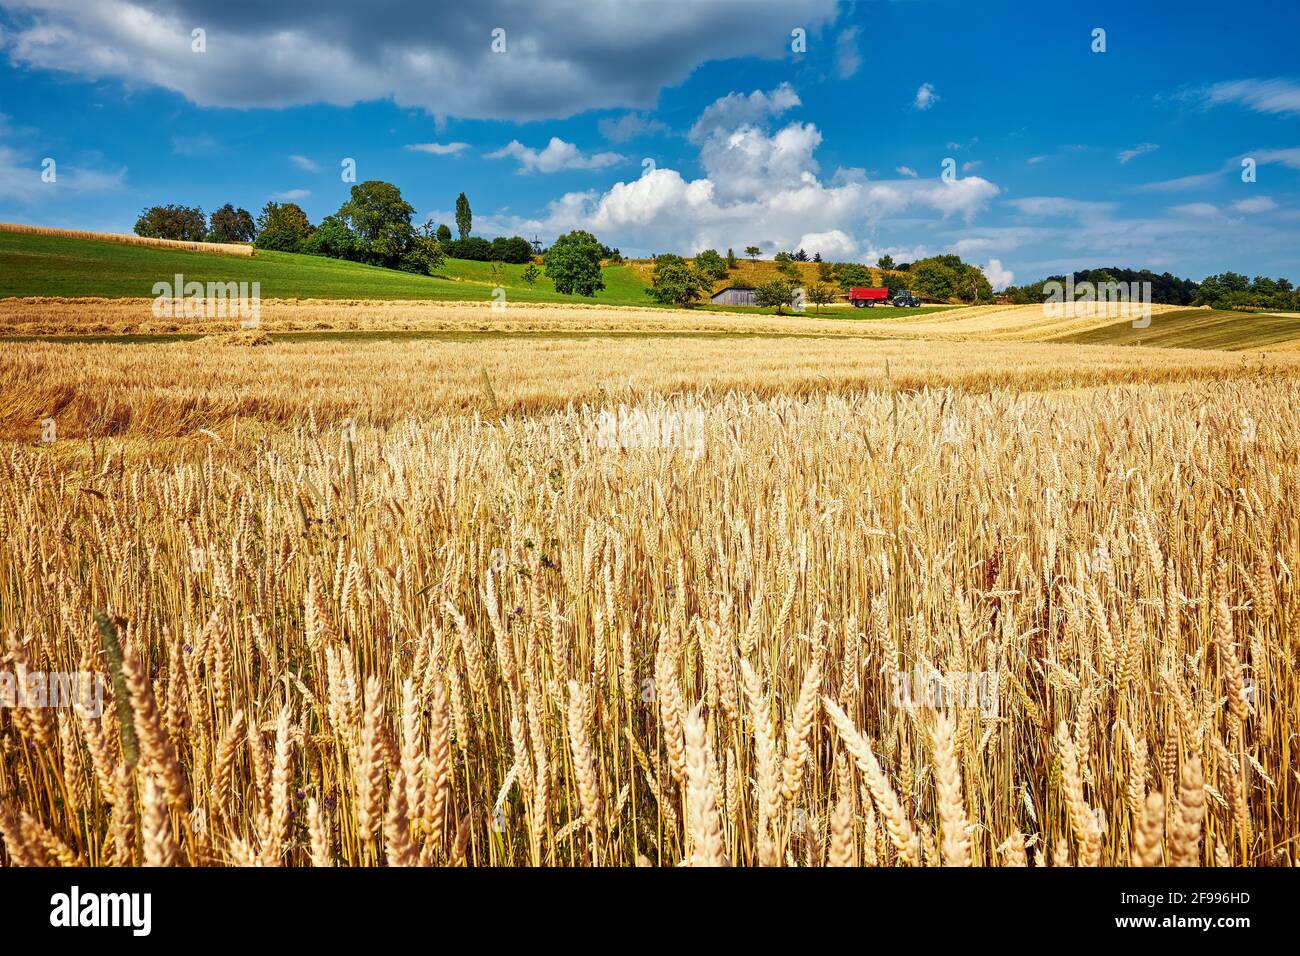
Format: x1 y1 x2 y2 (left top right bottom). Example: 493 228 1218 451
1052 308 1300 350
6 230 1300 351
0 230 652 306
866 302 1300 351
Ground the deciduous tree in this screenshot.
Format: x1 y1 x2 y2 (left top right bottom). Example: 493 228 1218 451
646 254 708 307
755 279 796 314
208 204 255 243
134 204 207 242
806 281 835 313
545 230 606 296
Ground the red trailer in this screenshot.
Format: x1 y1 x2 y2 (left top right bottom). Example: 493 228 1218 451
847 286 890 307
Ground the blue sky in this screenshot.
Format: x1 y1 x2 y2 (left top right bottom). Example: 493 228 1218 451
1 0 1297 288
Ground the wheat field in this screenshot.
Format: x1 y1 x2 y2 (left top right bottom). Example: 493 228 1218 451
869 301 1189 339
10 296 1293 347
0 296 869 338
0 336 1289 444
0 331 1296 867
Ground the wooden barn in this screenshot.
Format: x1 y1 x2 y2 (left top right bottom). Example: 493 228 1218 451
710 286 758 306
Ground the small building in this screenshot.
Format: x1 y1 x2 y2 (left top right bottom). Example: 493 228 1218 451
710 286 757 306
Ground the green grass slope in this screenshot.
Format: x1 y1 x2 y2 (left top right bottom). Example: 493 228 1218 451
1054 308 1300 350
0 231 652 306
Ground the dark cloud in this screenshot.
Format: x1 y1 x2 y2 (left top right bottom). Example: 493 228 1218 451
0 0 839 119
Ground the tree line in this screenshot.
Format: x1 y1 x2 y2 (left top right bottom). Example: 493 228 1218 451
1193 273 1300 311
135 185 535 277
132 183 626 293
1003 267 1300 312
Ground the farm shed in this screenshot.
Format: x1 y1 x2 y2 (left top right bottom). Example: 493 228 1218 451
710 286 757 306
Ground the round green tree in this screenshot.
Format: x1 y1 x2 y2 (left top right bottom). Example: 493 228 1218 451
544 230 606 297
646 254 708 307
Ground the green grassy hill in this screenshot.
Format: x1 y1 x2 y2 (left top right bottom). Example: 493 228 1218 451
1054 308 1300 350
0 231 652 306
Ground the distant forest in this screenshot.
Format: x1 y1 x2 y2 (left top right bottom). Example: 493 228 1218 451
1004 267 1299 311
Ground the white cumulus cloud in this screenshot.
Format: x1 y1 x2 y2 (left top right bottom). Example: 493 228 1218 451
795 230 857 260
486 137 625 174
698 121 823 202
911 176 1000 221
688 82 801 143
981 258 1014 291
478 84 1002 256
